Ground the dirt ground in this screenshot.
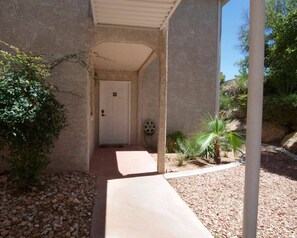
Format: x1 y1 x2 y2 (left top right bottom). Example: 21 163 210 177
149 150 243 173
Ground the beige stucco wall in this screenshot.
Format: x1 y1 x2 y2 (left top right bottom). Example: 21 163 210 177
95 70 138 145
0 0 220 172
141 0 219 140
0 0 93 172
88 68 96 163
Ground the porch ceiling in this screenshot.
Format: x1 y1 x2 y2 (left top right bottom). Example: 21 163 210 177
92 42 153 71
90 0 182 29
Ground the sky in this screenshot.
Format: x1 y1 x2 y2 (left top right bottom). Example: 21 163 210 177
221 0 250 80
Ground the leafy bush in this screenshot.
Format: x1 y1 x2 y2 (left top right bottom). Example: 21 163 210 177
220 93 234 111
220 76 248 113
166 131 186 153
0 42 67 188
263 94 297 128
176 138 200 158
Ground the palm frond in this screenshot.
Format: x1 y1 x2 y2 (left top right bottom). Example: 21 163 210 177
227 132 244 152
195 132 217 154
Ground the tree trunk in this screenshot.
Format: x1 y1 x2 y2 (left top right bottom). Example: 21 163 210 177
214 140 221 164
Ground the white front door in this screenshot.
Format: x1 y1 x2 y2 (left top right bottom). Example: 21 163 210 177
99 81 130 145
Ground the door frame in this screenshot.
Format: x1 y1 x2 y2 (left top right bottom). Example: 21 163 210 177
99 80 131 145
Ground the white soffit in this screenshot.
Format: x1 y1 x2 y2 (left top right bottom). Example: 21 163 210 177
90 0 182 29
93 42 153 71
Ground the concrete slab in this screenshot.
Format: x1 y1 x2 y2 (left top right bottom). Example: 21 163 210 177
105 175 212 238
90 146 157 178
90 147 212 238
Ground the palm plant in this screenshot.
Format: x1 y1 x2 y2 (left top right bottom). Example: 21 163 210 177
195 115 244 164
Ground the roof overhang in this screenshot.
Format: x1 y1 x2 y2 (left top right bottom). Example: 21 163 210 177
90 0 182 29
93 42 153 71
222 0 230 6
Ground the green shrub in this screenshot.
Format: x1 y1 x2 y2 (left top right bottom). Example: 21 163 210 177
263 94 297 128
195 115 244 164
220 78 248 113
176 138 199 158
220 93 234 111
0 42 67 188
166 131 186 153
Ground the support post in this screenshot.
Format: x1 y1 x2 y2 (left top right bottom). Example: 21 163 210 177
243 0 265 237
215 0 222 115
157 25 168 174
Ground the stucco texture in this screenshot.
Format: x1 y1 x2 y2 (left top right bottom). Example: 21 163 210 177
0 0 93 171
0 0 220 172
141 0 219 138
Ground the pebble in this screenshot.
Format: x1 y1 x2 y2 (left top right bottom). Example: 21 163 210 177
0 172 96 237
170 147 297 238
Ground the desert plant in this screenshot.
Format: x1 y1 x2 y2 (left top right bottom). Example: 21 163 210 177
166 131 186 153
176 137 200 158
195 115 244 164
176 153 187 167
0 42 67 188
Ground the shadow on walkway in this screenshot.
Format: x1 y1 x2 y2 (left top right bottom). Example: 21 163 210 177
89 146 157 238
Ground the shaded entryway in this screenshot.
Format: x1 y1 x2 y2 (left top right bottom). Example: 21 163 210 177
89 146 157 178
89 146 212 238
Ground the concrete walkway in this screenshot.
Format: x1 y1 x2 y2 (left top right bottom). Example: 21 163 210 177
90 146 212 238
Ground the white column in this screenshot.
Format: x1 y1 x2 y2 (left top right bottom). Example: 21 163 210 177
215 0 222 115
243 0 265 237
157 25 168 174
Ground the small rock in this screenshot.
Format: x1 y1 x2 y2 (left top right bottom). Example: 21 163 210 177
11 217 19 224
56 193 65 201
72 198 80 204
51 199 57 203
20 221 27 226
1 230 9 236
23 230 31 236
3 219 11 226
41 229 48 235
65 231 71 237
281 131 297 153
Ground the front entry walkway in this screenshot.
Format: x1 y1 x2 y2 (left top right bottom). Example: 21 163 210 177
90 146 212 238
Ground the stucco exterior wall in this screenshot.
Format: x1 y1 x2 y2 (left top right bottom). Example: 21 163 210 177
88 69 96 162
141 0 219 139
95 70 138 145
140 59 160 145
0 0 220 172
0 0 93 171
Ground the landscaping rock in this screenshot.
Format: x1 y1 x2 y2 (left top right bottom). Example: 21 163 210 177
261 121 288 143
0 172 96 238
281 131 297 154
170 146 297 237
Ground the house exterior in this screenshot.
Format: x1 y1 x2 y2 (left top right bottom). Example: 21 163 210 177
0 0 227 173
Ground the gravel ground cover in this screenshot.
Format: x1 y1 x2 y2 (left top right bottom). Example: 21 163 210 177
0 172 96 238
169 147 297 238
150 152 241 173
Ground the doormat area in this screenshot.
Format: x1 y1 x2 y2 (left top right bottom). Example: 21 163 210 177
99 144 125 148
